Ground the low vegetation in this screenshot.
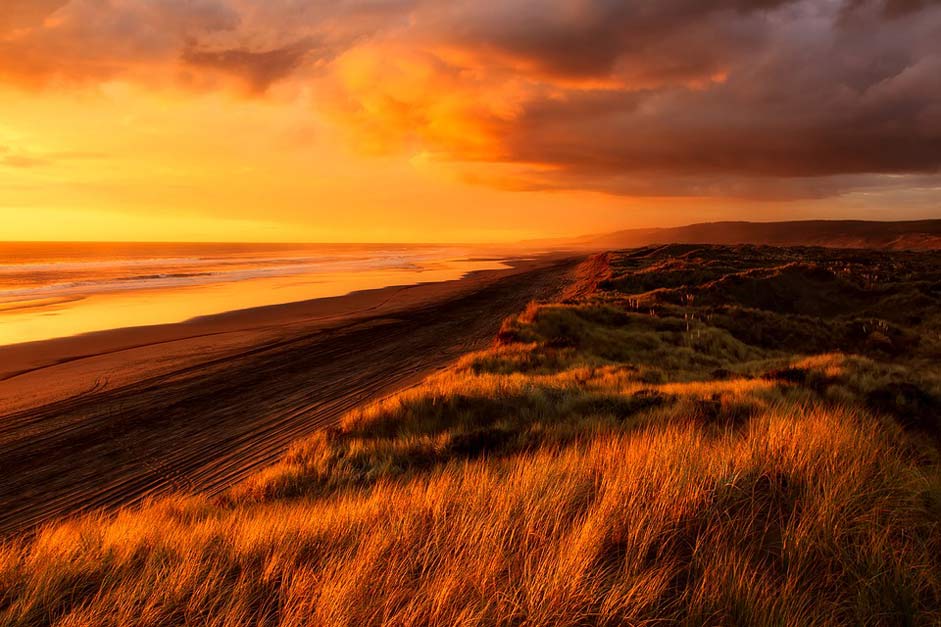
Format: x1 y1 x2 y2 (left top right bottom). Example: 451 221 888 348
2 245 940 626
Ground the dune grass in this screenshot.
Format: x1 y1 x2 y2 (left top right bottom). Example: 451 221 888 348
1 245 939 626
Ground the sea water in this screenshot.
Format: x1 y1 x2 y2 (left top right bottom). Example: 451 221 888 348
0 242 508 346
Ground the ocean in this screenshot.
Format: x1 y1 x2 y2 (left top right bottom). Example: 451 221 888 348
0 242 508 346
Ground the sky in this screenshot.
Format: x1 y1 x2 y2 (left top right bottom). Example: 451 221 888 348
0 0 939 242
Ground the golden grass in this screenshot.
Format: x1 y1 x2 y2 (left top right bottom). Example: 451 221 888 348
2 247 940 625
1 399 937 626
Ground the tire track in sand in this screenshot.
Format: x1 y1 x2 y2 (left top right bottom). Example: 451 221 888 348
0 258 580 537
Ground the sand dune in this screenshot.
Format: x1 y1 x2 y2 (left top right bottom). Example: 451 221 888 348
559 219 941 251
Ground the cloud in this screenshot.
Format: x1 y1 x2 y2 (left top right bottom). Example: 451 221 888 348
0 1 71 32
0 0 242 86
321 0 941 199
412 0 792 84
842 0 941 18
181 38 316 93
1 0 939 199
0 0 410 87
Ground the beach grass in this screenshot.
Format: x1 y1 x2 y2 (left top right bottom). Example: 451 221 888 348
1 245 939 626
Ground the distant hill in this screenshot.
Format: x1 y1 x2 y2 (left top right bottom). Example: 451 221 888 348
561 219 941 251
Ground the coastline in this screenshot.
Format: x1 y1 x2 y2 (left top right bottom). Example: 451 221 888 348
0 250 513 348
0 256 545 412
0 253 581 536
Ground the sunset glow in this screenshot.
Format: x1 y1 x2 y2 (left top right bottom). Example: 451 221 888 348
2 3 941 623
2 0 938 242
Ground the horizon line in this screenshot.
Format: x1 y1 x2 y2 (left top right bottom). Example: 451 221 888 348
2 217 939 247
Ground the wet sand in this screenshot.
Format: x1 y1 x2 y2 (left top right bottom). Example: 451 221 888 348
0 255 581 537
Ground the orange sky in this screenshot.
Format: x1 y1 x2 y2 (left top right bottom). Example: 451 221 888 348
1 0 938 243
0 82 648 242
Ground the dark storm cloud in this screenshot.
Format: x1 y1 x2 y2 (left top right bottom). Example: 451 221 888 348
418 0 794 81
392 0 941 197
1 0 939 198
843 0 941 18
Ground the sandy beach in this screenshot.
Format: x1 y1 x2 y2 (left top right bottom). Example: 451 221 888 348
0 254 581 537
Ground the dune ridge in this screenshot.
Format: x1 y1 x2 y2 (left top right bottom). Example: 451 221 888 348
554 219 941 251
1 245 939 625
